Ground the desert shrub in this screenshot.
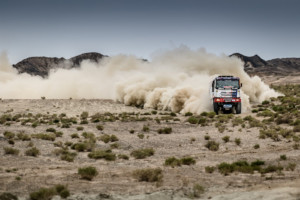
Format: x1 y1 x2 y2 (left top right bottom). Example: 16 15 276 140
71 142 90 152
292 119 300 126
205 166 215 173
78 166 98 181
55 131 63 137
29 185 70 200
253 144 260 149
204 135 210 140
17 132 31 141
61 123 71 128
110 134 118 142
99 134 110 143
192 184 205 198
257 109 274 117
80 120 88 124
3 131 15 139
133 168 163 182
262 100 270 105
280 155 287 160
207 112 216 118
259 128 280 141
110 142 119 149
54 185 70 198
250 160 265 167
217 160 284 175
71 133 79 139
248 118 263 128
190 137 196 143
222 136 230 143
64 141 73 146
137 134 144 139
205 140 219 151
151 110 157 115
180 157 196 165
218 161 253 175
30 188 55 200
232 117 243 127
293 125 300 133
60 150 77 162
32 121 39 128
293 135 300 142
46 128 56 132
131 148 154 159
217 114 231 123
3 147 19 155
80 112 89 119
279 129 294 138
260 165 283 174
218 125 226 133
96 125 104 131
88 149 116 161
200 112 208 116
82 132 95 140
25 147 40 157
8 139 14 145
118 154 129 160
129 129 135 134
243 115 254 122
76 126 84 131
99 134 118 143
275 115 293 125
32 133 56 141
142 125 150 132
187 116 198 124
164 157 181 167
235 138 241 146
27 141 34 147
164 156 196 167
0 193 18 200
157 127 172 134
185 112 193 116
286 163 296 171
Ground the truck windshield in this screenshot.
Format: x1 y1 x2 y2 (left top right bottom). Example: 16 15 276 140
216 80 239 89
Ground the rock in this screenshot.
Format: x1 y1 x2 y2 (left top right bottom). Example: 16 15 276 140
12 52 106 77
230 53 300 76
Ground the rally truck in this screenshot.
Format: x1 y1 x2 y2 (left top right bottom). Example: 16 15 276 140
210 75 242 114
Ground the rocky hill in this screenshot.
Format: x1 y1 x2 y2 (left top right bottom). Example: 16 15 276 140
12 52 300 77
230 53 300 76
13 52 106 77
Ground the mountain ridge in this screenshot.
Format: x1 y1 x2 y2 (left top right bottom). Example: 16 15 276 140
13 52 106 77
12 52 300 77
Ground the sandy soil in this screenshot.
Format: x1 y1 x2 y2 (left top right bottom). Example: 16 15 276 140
0 99 299 200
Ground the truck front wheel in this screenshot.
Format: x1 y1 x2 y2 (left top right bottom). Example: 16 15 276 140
213 102 219 115
236 102 241 114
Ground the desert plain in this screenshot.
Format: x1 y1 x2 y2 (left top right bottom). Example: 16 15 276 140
0 82 300 200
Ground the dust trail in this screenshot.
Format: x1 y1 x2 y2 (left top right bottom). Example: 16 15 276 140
0 47 280 114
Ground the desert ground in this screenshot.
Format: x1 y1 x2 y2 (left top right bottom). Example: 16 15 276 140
0 84 300 200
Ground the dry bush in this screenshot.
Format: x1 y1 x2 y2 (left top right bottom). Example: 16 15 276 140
133 168 163 182
131 148 154 159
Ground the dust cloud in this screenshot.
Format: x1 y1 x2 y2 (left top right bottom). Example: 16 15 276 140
0 47 280 114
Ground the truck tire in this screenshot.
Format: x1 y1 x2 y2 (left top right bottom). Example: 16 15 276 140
236 102 241 114
213 102 219 115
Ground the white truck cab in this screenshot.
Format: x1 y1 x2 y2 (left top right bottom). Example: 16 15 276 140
210 76 242 114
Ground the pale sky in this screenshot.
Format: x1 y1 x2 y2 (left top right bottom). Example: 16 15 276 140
1 0 299 63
